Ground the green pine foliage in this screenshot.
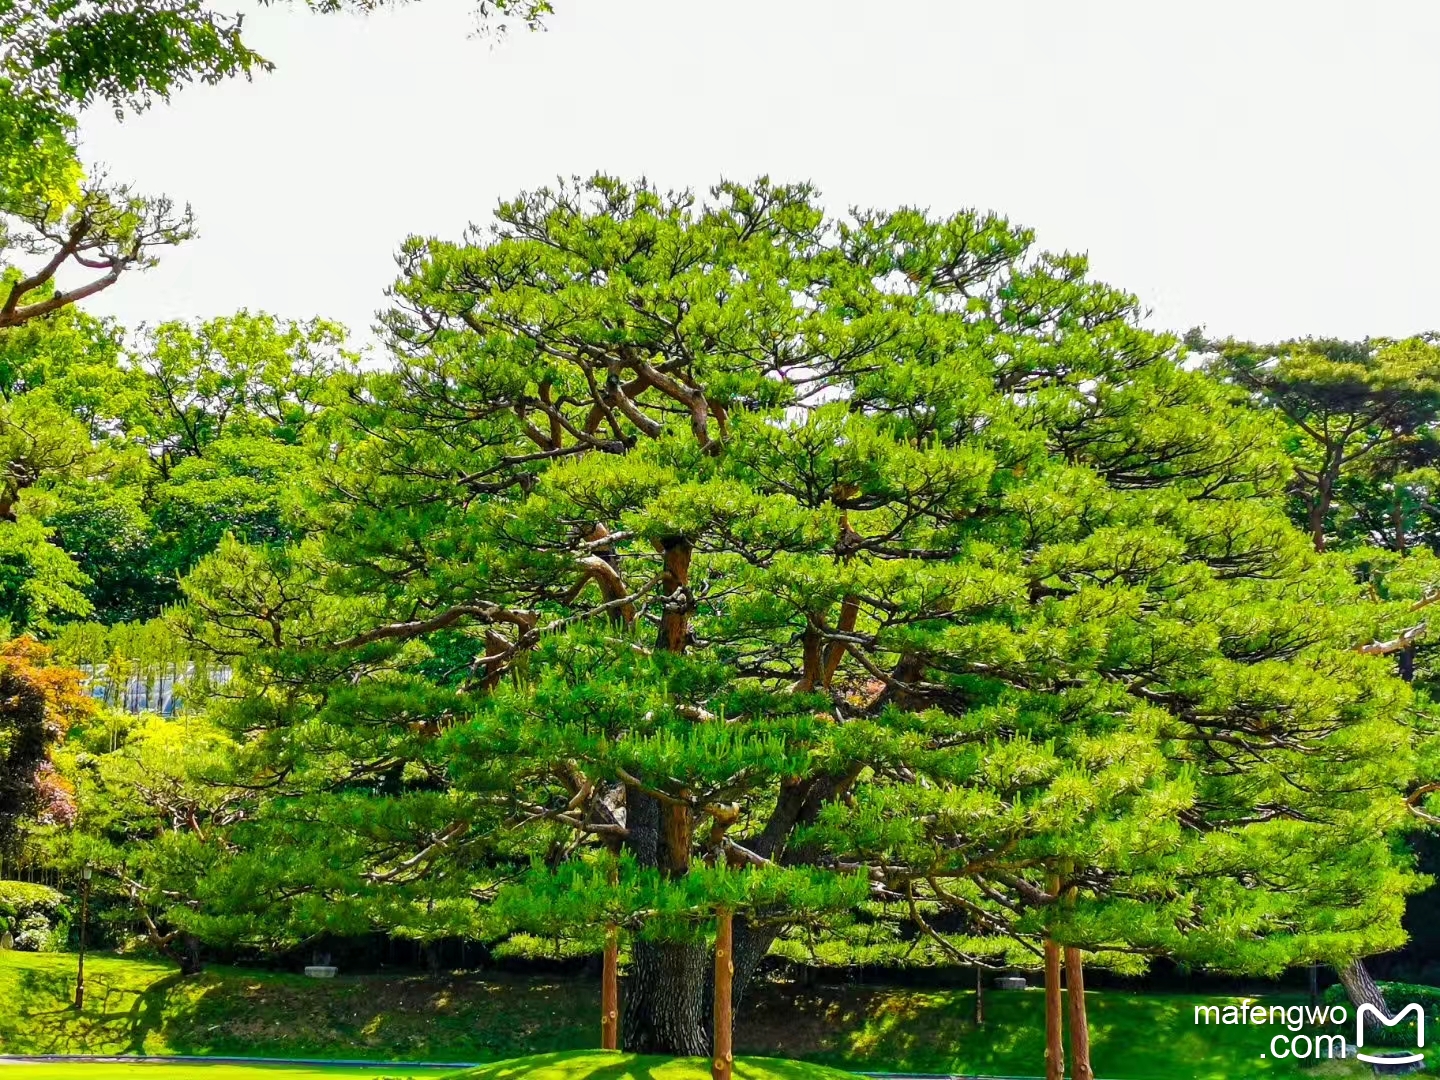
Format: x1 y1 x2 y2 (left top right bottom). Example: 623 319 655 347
154 177 1430 1050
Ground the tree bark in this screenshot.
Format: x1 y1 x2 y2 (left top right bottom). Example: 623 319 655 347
179 934 203 976
624 937 710 1055
730 916 776 1013
1044 939 1064 1080
623 788 709 1053
712 908 734 1080
1308 503 1327 553
1307 459 1343 554
1065 947 1093 1080
601 924 619 1050
656 537 693 652
1338 959 1389 1031
974 963 984 1027
622 534 710 1055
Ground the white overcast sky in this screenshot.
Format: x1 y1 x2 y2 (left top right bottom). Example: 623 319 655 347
72 0 1440 351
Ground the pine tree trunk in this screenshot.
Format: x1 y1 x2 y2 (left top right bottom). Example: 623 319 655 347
1065 947 1093 1080
1309 506 1326 553
731 916 777 1011
622 784 707 1054
712 908 734 1080
178 934 203 976
1338 959 1389 1030
623 938 710 1055
1044 939 1064 1080
621 536 709 1055
1308 488 1328 553
601 924 619 1050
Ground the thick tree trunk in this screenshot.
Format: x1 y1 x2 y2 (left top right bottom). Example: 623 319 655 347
178 934 203 976
601 925 619 1050
1338 959 1389 1031
623 789 708 1053
731 916 776 1012
656 537 693 652
1044 939 1064 1080
623 938 710 1055
1065 947 1093 1080
622 535 709 1055
712 908 734 1080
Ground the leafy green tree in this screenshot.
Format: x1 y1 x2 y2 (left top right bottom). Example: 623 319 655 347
0 310 350 625
0 312 137 628
0 180 195 331
0 0 549 343
0 310 139 627
44 709 246 971
125 312 349 611
3 0 552 135
173 177 1427 1067
131 311 347 472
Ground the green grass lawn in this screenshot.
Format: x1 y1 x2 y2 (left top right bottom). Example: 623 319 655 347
454 1050 855 1079
0 1068 440 1080
765 983 1380 1079
0 951 594 1061
0 950 1398 1078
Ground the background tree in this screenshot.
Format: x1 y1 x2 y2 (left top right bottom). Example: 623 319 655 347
1200 331 1440 554
42 710 246 973
0 309 350 626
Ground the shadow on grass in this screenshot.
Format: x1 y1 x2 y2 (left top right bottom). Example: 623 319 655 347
12 965 190 1055
460 1052 846 1080
464 1052 665 1080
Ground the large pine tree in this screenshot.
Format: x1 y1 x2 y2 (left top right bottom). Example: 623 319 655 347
177 177 1426 1057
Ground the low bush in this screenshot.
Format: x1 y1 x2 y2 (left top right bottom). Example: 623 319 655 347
0 880 71 951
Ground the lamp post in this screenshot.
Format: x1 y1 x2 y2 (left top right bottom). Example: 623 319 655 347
74 865 91 1010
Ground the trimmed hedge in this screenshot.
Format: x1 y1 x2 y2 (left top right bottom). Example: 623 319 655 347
0 880 71 951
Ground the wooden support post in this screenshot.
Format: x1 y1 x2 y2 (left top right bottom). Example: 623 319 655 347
974 963 984 1027
601 924 620 1050
1044 938 1064 1080
1065 946 1093 1080
712 907 734 1080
